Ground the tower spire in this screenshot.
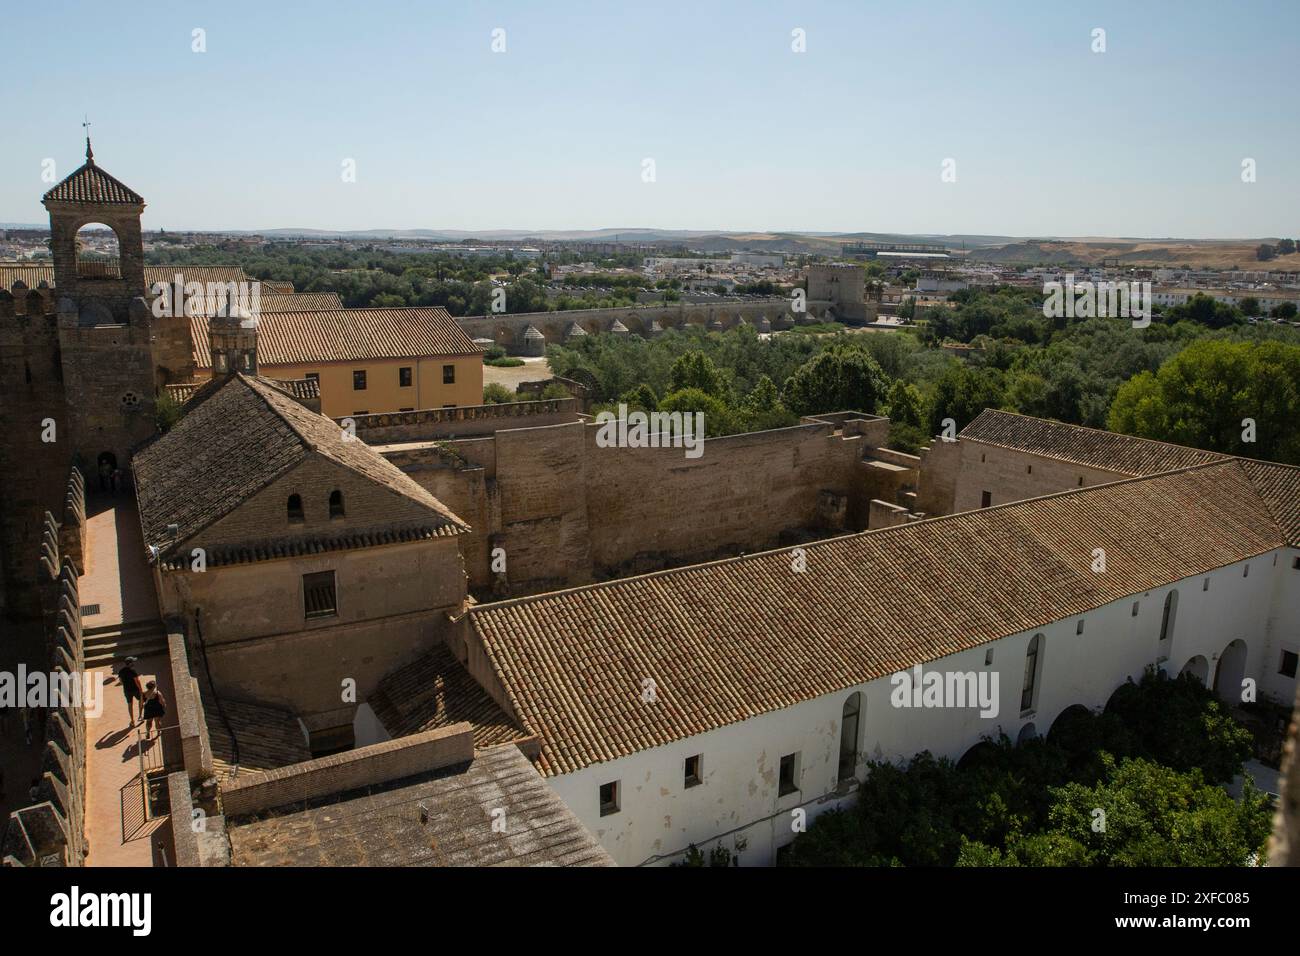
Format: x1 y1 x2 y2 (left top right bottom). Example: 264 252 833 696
82 116 94 164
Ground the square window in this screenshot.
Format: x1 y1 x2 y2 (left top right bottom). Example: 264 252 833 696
599 781 620 816
1203 578 1210 592
352 370 367 390
442 364 456 385
1026 464 1032 474
305 372 319 383
778 752 800 796
1131 602 1140 616
1243 564 1250 578
1293 557 1300 570
981 491 992 508
1281 650 1298 679
980 453 986 463
1077 476 1084 487
1076 619 1085 635
684 754 702 788
399 366 413 387
303 570 337 620
984 648 993 666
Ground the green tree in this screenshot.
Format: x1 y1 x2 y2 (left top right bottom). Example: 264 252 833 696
927 361 1005 435
1108 339 1300 463
669 351 727 397
619 383 659 411
659 387 741 437
782 346 889 415
482 383 515 404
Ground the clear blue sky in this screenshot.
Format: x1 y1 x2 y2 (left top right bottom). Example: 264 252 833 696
3 0 1296 237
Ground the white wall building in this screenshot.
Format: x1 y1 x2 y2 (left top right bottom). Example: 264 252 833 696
461 431 1300 866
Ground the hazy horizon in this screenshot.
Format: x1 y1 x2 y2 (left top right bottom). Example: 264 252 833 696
3 0 1297 238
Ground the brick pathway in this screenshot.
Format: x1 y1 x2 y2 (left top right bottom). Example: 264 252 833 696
84 654 173 866
80 493 158 629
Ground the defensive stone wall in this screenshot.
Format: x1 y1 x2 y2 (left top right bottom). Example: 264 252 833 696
382 414 908 596
2 469 88 866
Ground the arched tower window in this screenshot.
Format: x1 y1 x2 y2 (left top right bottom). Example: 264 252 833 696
288 494 304 523
329 489 345 519
74 222 121 279
838 692 862 783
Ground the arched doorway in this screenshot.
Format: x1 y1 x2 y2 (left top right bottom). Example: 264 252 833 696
1180 655 1209 687
95 450 118 493
1212 640 1248 704
837 692 862 783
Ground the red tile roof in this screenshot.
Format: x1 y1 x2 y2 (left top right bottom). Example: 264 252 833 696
959 408 1228 475
134 373 468 567
190 307 482 369
42 160 144 205
467 460 1297 776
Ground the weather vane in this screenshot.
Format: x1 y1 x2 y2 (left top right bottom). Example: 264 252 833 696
82 114 93 162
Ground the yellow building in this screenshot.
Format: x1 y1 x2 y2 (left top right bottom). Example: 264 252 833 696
191 306 483 417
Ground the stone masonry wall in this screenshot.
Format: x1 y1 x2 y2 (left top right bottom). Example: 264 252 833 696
0 287 73 619
2 469 88 866
220 723 475 818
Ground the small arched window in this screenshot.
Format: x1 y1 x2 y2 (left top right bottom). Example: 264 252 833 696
838 692 862 783
288 493 304 523
1021 634 1043 714
329 489 345 519
1159 590 1178 642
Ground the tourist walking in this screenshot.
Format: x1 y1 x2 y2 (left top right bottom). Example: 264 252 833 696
141 681 167 740
118 657 143 726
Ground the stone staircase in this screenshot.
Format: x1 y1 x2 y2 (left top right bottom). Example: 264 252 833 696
83 618 168 667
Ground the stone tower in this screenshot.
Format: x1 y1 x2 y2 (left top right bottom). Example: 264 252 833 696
42 140 161 472
209 308 260 375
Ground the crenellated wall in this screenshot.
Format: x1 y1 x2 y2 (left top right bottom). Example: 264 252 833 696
2 469 88 867
382 414 914 596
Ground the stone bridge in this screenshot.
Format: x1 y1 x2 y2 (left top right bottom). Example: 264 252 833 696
455 298 807 355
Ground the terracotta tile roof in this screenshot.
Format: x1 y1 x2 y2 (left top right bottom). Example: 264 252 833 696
369 642 527 748
133 373 467 566
467 461 1291 776
0 263 253 292
201 687 311 783
259 279 295 293
257 292 344 313
1237 459 1300 546
42 160 144 205
0 263 53 289
190 307 482 370
227 744 613 867
959 408 1227 475
144 265 249 287
164 376 319 406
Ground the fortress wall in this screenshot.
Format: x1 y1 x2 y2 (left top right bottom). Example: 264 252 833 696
382 415 905 598
0 291 73 618
581 421 864 577
346 398 579 444
491 422 594 592
952 440 1128 512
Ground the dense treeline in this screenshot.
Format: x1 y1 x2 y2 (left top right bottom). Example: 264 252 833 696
144 243 644 314
783 673 1273 867
544 286 1300 461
